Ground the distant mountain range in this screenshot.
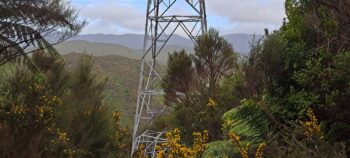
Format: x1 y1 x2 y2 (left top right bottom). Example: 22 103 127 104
69 34 194 50
54 40 193 63
66 33 262 55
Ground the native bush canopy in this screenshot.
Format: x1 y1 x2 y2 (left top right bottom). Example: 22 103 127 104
159 0 349 157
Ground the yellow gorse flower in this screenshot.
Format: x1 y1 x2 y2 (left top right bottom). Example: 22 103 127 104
135 144 148 158
40 95 63 106
207 98 217 107
34 83 45 91
38 106 45 118
228 131 240 142
255 143 266 158
156 145 165 158
57 128 70 143
11 105 26 114
113 111 121 122
222 120 234 129
228 131 266 158
300 108 324 140
154 128 208 158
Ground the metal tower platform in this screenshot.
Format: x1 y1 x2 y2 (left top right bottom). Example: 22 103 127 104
132 0 207 157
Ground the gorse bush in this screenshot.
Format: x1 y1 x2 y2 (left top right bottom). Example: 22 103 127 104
134 128 209 158
156 128 209 158
0 52 128 158
0 0 132 157
0 65 68 157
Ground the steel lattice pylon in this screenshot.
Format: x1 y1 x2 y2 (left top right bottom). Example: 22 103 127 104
132 0 207 157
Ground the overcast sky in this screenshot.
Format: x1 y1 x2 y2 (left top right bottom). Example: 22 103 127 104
71 0 286 35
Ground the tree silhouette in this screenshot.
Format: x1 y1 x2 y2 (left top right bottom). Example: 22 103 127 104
0 0 86 65
193 28 237 96
162 28 238 141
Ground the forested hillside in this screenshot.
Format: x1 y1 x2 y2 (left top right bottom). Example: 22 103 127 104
63 52 140 126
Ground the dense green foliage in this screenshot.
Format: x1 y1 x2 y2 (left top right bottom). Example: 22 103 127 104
1 0 350 157
0 1 131 157
0 52 129 158
279 0 350 144
162 28 238 142
162 0 349 157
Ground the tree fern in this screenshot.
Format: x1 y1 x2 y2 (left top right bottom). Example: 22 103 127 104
0 0 86 65
222 99 271 145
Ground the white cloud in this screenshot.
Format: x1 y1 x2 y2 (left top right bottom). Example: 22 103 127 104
75 1 145 34
206 0 286 34
207 0 285 24
72 0 286 34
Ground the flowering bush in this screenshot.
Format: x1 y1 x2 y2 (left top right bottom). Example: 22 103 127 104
155 128 209 158
0 79 72 157
299 108 324 140
228 131 266 158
